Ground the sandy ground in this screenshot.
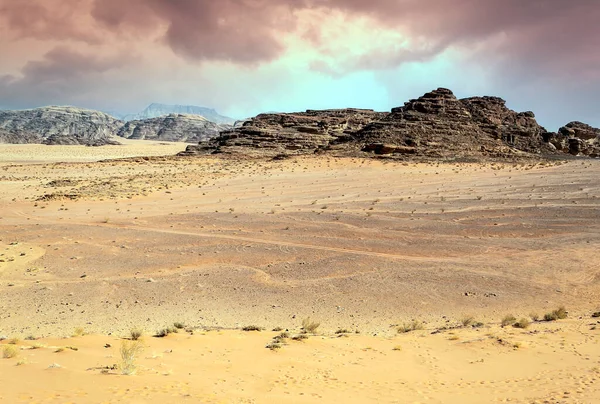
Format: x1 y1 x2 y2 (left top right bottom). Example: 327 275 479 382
0 144 599 402
1 320 600 403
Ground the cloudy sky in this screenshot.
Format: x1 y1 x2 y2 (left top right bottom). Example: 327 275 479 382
0 0 598 129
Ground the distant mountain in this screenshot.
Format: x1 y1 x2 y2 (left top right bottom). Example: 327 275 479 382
0 106 122 146
123 103 235 125
118 114 232 143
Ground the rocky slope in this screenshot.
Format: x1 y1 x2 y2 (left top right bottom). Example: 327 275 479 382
181 109 386 157
117 114 232 143
0 106 123 146
181 88 558 159
123 103 235 125
554 121 600 157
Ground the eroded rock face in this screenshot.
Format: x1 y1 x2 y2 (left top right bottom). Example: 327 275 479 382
357 88 552 158
185 88 557 160
558 121 600 157
117 114 231 143
0 106 123 145
181 109 386 157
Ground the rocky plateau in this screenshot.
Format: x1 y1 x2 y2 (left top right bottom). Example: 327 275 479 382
118 114 232 143
183 88 600 160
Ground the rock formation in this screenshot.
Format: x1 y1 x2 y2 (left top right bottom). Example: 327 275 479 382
180 109 386 157
0 106 123 146
182 88 557 160
122 103 235 125
117 114 232 143
556 121 600 157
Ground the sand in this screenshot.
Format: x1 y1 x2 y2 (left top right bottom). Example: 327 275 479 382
0 143 599 402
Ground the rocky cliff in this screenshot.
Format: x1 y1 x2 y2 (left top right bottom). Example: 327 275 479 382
182 88 558 160
0 106 123 146
181 108 386 157
123 103 235 125
553 121 600 157
117 114 232 143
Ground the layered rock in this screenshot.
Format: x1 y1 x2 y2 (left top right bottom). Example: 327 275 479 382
117 114 231 143
181 109 386 157
123 103 235 125
557 121 600 157
0 106 122 146
356 89 553 158
184 88 556 160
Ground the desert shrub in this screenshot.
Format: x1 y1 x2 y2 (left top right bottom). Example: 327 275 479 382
272 327 284 332
2 345 18 359
461 315 475 327
72 327 85 337
335 329 351 335
7 338 19 345
291 334 309 341
398 320 424 334
242 325 263 332
154 328 175 338
119 340 143 375
513 318 531 329
592 312 600 318
529 312 540 322
130 328 143 341
173 322 185 330
544 306 568 322
501 315 517 327
301 318 320 334
265 342 282 351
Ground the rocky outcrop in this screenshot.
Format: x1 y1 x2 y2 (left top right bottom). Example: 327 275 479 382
180 109 386 157
117 114 232 143
0 106 123 146
356 89 553 158
556 121 600 157
122 103 235 125
183 88 557 160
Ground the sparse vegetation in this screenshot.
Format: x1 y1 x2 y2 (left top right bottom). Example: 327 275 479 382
592 311 600 318
335 328 351 335
265 341 282 351
2 345 19 359
392 345 402 351
301 317 320 334
529 312 540 322
130 328 143 341
291 334 309 341
513 318 531 329
154 327 177 338
460 315 475 327
173 322 185 330
72 327 85 337
119 340 144 375
398 320 424 334
242 325 263 332
501 315 517 327
544 306 568 322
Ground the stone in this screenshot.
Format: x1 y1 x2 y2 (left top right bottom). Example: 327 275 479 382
118 114 232 143
0 106 123 146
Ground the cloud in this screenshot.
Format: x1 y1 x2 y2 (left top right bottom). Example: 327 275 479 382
0 47 131 109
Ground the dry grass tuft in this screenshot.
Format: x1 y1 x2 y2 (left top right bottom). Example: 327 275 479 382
544 306 568 322
398 320 424 334
119 340 144 375
301 317 320 334
501 315 517 327
513 318 531 329
2 345 19 359
130 328 143 341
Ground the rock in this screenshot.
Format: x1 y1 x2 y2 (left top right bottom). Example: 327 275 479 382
357 88 553 159
186 88 559 160
118 114 231 143
558 121 600 157
0 106 123 146
122 103 236 124
180 108 385 157
559 121 600 140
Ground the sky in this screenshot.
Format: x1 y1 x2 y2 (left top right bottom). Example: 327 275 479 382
0 0 598 130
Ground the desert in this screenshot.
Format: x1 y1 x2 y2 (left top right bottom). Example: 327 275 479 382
1 140 599 403
2 0 600 401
